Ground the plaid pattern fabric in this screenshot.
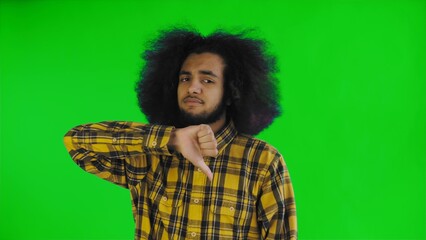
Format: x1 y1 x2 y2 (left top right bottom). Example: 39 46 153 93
63 120 297 239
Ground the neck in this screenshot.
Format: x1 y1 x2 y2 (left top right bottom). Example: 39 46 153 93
209 112 227 134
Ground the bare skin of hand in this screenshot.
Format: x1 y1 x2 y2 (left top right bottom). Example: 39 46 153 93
167 124 217 181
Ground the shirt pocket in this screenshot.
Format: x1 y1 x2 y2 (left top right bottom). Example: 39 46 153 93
209 195 255 230
148 181 184 233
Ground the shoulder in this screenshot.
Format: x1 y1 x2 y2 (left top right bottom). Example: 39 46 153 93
232 133 284 168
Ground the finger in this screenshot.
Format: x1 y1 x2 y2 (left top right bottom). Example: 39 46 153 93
197 124 212 138
200 142 217 149
197 161 213 182
201 149 218 157
198 134 216 144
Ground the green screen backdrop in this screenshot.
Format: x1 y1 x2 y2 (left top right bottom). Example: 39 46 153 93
1 0 425 239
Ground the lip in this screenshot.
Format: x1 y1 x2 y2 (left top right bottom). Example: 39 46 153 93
183 97 203 104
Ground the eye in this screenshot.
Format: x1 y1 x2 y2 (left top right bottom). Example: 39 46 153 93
203 79 214 84
180 77 190 82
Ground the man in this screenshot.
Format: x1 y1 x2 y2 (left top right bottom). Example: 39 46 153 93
64 28 297 239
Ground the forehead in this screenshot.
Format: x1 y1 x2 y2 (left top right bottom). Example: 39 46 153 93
180 52 225 77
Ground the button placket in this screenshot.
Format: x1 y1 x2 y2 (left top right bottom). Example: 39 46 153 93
193 164 206 182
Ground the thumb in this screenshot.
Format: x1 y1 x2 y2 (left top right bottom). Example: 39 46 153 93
196 160 213 182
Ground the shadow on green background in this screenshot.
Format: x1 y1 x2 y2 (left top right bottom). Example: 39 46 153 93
0 0 425 239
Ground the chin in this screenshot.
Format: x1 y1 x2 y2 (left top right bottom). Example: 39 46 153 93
186 112 205 119
181 108 203 116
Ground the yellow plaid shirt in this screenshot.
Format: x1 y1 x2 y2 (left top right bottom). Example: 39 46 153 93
63 120 297 239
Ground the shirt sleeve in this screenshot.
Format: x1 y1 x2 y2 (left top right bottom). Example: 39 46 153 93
63 120 175 189
257 155 298 239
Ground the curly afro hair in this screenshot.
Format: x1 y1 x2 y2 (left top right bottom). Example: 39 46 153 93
135 27 281 135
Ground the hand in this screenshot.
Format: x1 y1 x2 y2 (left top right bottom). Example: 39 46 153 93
168 124 217 181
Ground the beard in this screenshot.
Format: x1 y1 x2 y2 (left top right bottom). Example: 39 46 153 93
178 99 227 127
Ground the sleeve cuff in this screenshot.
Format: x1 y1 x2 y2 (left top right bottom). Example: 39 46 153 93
142 124 175 156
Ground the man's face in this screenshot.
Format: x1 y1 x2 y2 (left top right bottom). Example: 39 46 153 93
177 52 226 126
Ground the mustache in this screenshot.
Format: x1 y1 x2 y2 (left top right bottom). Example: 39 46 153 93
183 95 204 103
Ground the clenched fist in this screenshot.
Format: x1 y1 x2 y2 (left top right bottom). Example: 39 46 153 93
167 124 217 181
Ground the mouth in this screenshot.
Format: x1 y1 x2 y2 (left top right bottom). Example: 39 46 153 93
183 96 204 104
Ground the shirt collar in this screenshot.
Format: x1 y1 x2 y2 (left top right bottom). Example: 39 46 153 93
215 120 238 154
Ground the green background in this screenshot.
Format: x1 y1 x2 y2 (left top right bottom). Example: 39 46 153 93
1 0 425 239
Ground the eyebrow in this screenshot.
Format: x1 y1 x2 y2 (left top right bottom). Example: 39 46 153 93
179 70 219 78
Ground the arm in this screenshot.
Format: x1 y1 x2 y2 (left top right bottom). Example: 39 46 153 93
257 155 298 239
63 121 175 188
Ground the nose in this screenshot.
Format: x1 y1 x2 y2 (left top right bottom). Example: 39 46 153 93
188 79 202 94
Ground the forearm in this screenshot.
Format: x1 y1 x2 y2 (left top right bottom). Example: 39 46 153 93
258 155 298 239
260 209 297 240
63 120 175 187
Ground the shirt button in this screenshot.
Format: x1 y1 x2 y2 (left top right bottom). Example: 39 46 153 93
191 232 197 237
193 199 199 204
229 206 235 211
152 141 157 147
161 196 167 202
